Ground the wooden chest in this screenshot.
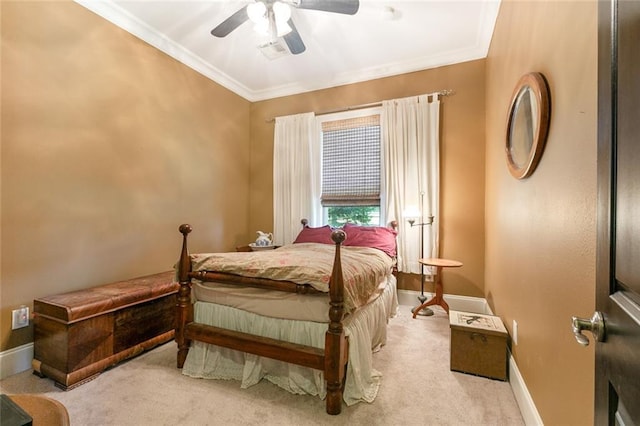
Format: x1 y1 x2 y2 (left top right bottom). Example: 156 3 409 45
449 310 509 381
33 271 178 390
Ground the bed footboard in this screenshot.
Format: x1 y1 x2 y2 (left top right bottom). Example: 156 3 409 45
324 229 348 415
176 224 193 368
175 224 349 415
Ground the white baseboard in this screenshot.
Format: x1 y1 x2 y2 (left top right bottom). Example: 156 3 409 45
397 289 492 314
2 294 542 426
398 290 542 425
509 352 544 425
2 291 474 381
0 342 33 380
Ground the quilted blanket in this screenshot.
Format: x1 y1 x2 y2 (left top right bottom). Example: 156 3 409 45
190 243 393 312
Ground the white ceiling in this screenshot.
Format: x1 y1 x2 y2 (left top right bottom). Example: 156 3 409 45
76 0 501 102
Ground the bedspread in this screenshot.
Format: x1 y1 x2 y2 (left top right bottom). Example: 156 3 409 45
190 243 394 312
182 275 399 405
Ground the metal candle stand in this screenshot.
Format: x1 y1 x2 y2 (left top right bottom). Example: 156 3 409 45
408 214 435 316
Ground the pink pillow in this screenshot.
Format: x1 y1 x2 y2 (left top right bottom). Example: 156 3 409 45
342 223 398 257
293 225 334 245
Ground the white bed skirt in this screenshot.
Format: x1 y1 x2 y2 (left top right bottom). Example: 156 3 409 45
182 275 398 406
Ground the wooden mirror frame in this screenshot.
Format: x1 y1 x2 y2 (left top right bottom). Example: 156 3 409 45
505 72 551 179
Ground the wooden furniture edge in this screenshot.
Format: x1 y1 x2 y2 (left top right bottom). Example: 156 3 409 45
33 271 177 323
188 271 320 294
34 289 178 325
185 323 325 370
32 330 174 390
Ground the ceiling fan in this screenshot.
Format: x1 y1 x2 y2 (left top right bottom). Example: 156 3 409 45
211 0 360 55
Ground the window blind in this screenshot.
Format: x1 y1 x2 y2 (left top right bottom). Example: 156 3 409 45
321 114 381 206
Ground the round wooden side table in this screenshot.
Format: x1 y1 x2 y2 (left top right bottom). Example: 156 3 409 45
412 258 463 318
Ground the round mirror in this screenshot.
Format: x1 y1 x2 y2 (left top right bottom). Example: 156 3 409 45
505 73 551 179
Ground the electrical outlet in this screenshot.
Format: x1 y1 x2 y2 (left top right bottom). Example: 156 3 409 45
12 306 29 330
512 319 518 345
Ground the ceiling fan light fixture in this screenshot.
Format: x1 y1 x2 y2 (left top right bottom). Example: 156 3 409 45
276 21 292 37
273 1 291 23
273 2 292 37
212 0 360 54
247 2 267 24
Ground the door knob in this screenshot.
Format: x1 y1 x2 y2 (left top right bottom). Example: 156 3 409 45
571 311 605 346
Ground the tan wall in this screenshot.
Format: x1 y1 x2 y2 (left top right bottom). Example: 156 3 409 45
0 2 601 422
249 60 486 297
0 1 251 351
485 1 597 424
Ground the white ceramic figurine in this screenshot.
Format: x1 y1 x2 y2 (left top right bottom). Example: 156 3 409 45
255 231 273 247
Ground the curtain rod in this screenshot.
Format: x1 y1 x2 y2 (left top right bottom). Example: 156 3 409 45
265 89 455 123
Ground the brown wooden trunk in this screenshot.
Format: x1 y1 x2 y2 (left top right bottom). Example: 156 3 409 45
33 271 178 390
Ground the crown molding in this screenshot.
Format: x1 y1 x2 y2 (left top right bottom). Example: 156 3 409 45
75 0 499 102
74 0 256 100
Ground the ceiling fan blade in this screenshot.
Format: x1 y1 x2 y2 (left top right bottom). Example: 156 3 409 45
294 0 359 15
211 5 249 37
283 19 306 55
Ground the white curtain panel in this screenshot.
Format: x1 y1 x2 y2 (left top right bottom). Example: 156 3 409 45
273 112 321 246
382 95 440 274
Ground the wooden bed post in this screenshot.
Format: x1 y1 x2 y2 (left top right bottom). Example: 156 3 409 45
176 224 193 368
325 229 348 415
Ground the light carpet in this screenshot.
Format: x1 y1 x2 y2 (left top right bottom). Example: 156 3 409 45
0 306 524 425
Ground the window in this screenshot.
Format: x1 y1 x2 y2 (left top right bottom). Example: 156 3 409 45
319 110 382 227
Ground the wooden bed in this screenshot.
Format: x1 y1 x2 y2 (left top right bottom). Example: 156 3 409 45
175 221 397 415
